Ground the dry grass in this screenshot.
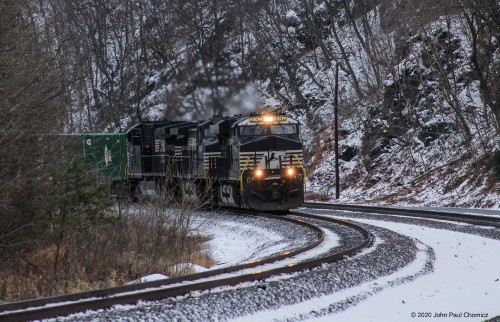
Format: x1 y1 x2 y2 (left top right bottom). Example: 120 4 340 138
0 191 215 304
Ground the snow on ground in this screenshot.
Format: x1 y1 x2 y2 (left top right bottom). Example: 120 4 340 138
228 209 500 322
53 209 500 321
248 218 500 322
130 274 169 284
332 220 500 322
191 212 340 272
231 243 431 322
201 217 291 267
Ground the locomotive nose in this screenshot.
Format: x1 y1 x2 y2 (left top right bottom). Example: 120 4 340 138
270 188 282 201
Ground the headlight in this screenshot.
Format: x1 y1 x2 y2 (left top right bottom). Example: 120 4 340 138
255 168 263 177
287 167 295 176
263 115 274 123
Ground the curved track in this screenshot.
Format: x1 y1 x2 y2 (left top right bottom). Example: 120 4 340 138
0 210 371 322
3 203 497 321
292 203 500 322
301 202 500 228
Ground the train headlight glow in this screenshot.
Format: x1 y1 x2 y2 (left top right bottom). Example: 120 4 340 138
255 169 264 177
263 115 274 123
287 167 295 176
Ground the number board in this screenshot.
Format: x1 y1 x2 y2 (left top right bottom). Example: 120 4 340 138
249 115 288 122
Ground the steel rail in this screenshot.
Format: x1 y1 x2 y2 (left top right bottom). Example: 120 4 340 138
301 202 500 228
0 212 321 320
0 211 372 322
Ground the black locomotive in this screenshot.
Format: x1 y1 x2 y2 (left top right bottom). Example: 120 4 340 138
81 113 305 211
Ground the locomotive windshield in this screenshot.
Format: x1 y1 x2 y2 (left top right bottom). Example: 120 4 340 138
270 124 298 135
239 125 267 136
238 124 298 136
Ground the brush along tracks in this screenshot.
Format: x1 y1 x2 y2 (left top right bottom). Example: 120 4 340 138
0 210 372 321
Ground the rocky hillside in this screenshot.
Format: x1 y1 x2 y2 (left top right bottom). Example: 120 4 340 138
5 0 497 207
307 8 500 207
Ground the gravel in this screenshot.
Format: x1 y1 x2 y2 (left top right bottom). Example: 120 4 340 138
58 209 428 321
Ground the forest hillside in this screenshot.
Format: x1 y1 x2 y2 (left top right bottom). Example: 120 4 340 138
1 0 499 207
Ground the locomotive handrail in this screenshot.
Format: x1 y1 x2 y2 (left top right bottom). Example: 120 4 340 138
293 154 306 185
239 156 252 191
70 114 306 211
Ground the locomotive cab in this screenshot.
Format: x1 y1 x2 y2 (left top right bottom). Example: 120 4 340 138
233 113 305 211
121 113 305 212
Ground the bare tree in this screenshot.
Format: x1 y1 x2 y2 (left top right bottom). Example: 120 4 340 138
340 0 382 90
250 1 309 109
459 0 500 136
0 0 67 259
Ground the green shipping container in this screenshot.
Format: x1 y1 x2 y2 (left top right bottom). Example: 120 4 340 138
80 133 128 181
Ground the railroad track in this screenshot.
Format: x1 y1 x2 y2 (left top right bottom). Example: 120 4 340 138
301 202 500 228
0 210 372 322
3 202 496 321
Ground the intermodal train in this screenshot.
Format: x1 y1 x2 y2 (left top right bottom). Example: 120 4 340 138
78 112 305 211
